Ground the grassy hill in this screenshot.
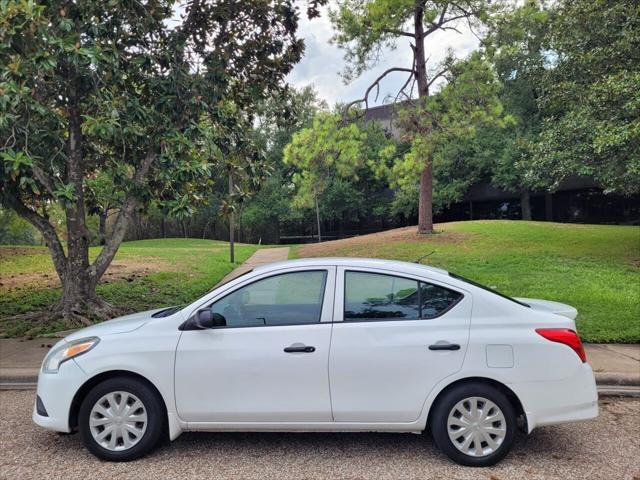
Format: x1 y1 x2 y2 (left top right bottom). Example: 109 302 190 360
0 239 256 337
292 221 640 343
1 221 638 342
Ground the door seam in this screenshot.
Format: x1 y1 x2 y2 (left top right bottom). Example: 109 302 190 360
327 267 337 421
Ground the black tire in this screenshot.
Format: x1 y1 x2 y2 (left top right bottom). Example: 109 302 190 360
430 382 517 467
78 377 165 461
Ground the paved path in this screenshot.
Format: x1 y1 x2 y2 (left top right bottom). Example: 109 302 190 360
213 247 290 288
2 392 638 480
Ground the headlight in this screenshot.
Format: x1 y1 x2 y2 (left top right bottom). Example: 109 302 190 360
42 337 100 373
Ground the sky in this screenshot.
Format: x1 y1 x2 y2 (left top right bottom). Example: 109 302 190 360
286 4 481 107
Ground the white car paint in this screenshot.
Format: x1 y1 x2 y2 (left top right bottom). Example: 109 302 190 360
34 257 598 447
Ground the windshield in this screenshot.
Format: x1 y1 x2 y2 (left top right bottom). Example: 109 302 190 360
448 272 530 308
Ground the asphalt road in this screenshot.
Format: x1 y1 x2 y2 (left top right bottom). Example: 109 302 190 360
0 391 638 480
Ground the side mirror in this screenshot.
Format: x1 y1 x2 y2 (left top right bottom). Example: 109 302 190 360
210 312 227 327
189 309 226 329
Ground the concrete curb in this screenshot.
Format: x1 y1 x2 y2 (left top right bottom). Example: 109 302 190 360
597 385 640 397
594 372 640 387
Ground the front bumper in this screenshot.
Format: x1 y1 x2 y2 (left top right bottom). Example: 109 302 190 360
32 359 88 433
511 362 599 433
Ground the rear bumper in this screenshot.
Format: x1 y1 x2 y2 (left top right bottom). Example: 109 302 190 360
32 359 88 433
510 363 599 433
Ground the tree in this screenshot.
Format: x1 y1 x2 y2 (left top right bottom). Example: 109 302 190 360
531 0 640 195
0 1 306 325
283 112 366 241
330 0 498 233
485 0 552 219
218 128 268 263
388 54 512 218
241 86 327 243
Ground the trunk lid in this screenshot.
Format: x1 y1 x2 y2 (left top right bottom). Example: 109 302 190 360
514 298 578 320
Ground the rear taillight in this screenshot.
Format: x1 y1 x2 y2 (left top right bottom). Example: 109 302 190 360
536 328 586 363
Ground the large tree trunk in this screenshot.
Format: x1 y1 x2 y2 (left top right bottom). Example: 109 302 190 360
59 264 111 324
418 161 434 233
414 5 434 234
59 88 106 324
521 190 532 220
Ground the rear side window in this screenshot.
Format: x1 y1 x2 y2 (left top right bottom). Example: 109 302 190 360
344 271 462 322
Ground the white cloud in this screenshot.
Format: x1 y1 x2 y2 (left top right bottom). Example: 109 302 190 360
287 5 480 106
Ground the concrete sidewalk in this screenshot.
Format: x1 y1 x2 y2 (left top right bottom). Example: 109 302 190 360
588 344 640 386
213 247 290 288
1 339 638 389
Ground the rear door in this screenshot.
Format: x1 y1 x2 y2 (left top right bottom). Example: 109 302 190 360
329 267 471 423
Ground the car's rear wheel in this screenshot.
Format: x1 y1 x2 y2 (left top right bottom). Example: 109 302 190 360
78 377 164 461
430 382 516 467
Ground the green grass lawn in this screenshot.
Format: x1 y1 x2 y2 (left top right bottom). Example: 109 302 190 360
0 239 257 337
292 221 640 343
1 221 638 342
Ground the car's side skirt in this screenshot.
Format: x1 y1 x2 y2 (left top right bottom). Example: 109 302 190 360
185 421 425 433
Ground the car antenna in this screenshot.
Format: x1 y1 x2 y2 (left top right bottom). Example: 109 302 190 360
414 250 435 264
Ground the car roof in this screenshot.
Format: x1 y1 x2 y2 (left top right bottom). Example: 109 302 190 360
253 257 449 278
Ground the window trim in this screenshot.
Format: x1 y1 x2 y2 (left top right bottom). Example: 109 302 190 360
197 269 330 329
448 272 530 308
342 269 464 323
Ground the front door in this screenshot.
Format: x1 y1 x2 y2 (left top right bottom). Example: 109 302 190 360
329 267 471 423
175 267 335 423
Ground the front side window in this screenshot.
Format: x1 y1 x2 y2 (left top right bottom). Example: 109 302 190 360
209 270 327 327
344 271 462 321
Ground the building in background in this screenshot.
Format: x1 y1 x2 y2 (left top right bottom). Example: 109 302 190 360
363 103 639 226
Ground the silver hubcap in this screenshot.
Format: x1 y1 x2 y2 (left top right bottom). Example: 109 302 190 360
447 396 507 457
89 391 148 451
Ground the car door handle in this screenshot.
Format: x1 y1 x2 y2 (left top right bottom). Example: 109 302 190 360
429 343 461 351
284 345 316 353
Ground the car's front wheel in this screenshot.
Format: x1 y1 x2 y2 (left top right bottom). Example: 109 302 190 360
78 377 165 461
430 382 516 467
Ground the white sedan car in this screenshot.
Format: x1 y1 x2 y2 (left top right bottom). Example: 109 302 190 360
33 258 598 466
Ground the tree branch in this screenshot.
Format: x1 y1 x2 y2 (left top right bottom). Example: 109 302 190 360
423 3 476 38
427 67 449 88
31 165 58 197
380 28 415 38
3 193 67 281
344 67 416 119
394 52 418 104
89 150 157 281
